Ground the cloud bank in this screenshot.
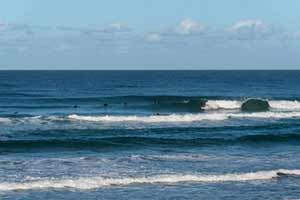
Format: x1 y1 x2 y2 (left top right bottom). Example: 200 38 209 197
0 19 299 68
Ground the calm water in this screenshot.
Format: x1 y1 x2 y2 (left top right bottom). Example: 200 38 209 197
1 71 300 200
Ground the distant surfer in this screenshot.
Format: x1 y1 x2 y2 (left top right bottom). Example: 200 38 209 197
104 103 108 107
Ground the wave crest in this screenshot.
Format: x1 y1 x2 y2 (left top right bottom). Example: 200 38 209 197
269 100 300 111
69 112 300 123
68 113 228 123
0 169 299 191
204 100 241 110
204 100 300 111
1 111 300 126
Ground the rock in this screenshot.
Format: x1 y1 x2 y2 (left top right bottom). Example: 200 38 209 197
241 99 270 112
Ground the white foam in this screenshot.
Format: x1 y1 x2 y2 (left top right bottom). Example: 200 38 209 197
269 100 300 111
68 113 228 123
68 111 300 124
233 111 300 119
204 100 242 110
3 106 300 126
0 169 299 191
204 100 300 111
0 117 11 123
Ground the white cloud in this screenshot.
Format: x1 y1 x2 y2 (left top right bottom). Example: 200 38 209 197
148 19 208 42
229 20 268 32
55 23 131 36
227 19 275 40
109 23 130 32
175 19 207 35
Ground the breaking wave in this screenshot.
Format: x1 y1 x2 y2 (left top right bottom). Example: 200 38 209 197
0 169 299 191
204 100 300 111
68 111 300 123
68 113 227 123
1 111 300 126
269 100 300 111
204 100 242 110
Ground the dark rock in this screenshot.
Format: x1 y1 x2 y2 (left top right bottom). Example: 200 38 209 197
241 99 270 112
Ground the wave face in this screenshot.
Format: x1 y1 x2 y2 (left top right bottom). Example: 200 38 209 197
0 111 300 129
0 169 299 191
2 132 300 153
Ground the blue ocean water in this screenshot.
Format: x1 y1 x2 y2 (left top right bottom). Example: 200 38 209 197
0 70 300 199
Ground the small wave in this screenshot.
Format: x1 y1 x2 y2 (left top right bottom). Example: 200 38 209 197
0 105 74 109
0 169 299 191
1 109 300 127
104 95 211 102
269 100 300 111
0 117 11 123
233 112 300 119
1 134 300 152
68 113 227 123
204 100 242 110
141 154 211 161
1 111 300 126
150 100 207 113
204 100 300 111
69 111 300 123
2 96 300 113
0 92 48 98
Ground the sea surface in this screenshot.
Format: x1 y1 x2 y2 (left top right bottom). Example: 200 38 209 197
0 70 300 200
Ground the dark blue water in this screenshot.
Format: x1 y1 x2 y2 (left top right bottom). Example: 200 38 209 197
1 71 300 200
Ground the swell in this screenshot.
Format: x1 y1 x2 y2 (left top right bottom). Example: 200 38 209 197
1 134 300 152
0 169 299 191
0 95 211 112
2 122 300 142
0 97 103 104
11 123 300 137
1 111 300 127
0 105 75 110
0 92 49 98
1 96 300 113
101 95 223 102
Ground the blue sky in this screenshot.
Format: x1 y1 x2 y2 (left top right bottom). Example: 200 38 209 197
1 0 300 69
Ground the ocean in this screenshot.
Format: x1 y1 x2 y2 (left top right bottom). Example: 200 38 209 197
0 70 300 199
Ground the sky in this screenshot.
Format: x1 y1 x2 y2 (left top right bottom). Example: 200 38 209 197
1 0 300 69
